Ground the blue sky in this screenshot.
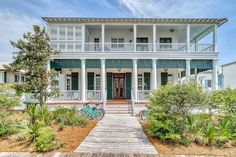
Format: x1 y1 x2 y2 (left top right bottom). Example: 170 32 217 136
0 0 236 66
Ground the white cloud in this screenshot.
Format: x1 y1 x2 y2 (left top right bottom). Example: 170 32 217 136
0 11 42 61
114 0 221 18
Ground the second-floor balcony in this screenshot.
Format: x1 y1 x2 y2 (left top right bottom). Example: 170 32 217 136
51 41 214 53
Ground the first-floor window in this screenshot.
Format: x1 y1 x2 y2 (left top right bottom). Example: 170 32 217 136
167 74 173 84
138 74 143 90
205 80 212 88
66 74 71 90
0 72 4 83
95 74 101 90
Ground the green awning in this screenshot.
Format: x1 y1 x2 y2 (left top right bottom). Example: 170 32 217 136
106 59 132 68
86 59 101 68
138 59 152 68
157 60 186 68
50 59 81 68
190 60 213 69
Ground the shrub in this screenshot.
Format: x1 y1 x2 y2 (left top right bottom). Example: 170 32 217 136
147 84 208 144
25 104 38 125
53 107 88 127
57 123 64 132
35 127 62 152
211 88 236 113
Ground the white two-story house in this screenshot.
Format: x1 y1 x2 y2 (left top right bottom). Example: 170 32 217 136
42 17 227 104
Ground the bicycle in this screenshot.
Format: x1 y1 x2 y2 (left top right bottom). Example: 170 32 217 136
78 103 105 121
138 110 148 121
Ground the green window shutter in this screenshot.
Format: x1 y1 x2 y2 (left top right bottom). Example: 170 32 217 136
125 73 131 100
106 73 113 100
4 72 7 83
87 73 94 90
71 72 79 90
161 72 168 85
144 73 150 90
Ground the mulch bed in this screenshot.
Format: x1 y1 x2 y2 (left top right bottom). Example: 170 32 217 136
0 112 97 152
140 122 236 156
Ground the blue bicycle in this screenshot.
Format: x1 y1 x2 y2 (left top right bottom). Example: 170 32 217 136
78 103 105 121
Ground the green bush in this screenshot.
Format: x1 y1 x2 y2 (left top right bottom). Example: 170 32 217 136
147 84 208 144
35 127 62 152
53 107 88 127
211 88 236 113
147 84 236 147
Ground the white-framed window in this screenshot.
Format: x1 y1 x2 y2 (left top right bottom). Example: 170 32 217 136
50 26 57 40
66 74 71 90
95 74 101 90
59 26 66 40
138 74 143 90
167 74 173 84
75 26 82 40
0 72 4 83
111 38 124 48
67 26 74 40
205 80 212 88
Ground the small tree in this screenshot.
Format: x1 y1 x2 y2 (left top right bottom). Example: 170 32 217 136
5 25 59 106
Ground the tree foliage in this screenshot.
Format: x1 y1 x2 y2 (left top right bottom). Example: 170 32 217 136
5 25 59 106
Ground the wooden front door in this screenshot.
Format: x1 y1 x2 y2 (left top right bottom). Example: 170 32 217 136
113 73 125 99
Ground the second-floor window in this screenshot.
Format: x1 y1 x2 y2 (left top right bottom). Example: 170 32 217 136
111 38 124 48
160 38 172 49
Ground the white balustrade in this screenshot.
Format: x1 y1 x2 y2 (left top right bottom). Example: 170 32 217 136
137 90 151 101
51 90 80 101
86 90 101 101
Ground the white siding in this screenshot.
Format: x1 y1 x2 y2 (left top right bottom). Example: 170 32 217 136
223 63 236 89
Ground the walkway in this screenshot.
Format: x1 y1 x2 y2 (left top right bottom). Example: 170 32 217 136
75 114 158 154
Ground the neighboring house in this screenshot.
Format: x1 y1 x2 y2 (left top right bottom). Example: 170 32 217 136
222 61 236 89
42 17 227 103
0 62 25 84
181 69 223 92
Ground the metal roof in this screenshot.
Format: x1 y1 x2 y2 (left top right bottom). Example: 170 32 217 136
42 17 227 26
221 61 236 67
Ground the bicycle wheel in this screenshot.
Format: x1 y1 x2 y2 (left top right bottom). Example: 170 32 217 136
78 109 88 118
139 110 147 121
93 109 105 121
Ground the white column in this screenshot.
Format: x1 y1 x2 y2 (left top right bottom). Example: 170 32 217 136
133 24 137 52
186 24 190 52
133 59 138 101
101 59 106 101
213 25 218 53
185 59 191 82
152 59 157 89
46 60 51 90
101 24 105 52
81 24 85 52
212 59 218 91
153 25 156 52
81 59 86 102
194 68 198 83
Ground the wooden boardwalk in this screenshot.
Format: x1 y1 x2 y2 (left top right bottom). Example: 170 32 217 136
75 114 157 154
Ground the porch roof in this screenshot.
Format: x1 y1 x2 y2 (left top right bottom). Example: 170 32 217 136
42 17 227 27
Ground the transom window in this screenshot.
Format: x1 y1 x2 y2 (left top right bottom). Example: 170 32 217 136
111 38 124 48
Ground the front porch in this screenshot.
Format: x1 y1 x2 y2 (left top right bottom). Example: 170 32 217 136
49 59 216 104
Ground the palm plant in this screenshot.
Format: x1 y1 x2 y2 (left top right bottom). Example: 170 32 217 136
25 104 38 125
27 122 40 143
204 122 217 145
38 106 51 126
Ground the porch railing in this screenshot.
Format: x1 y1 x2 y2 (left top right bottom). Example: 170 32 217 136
156 43 187 52
86 90 101 101
51 90 80 101
51 42 215 53
189 44 214 53
137 90 151 101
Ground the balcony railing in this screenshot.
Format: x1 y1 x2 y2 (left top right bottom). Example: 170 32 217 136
86 90 101 101
137 90 151 101
51 90 80 101
51 41 215 53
